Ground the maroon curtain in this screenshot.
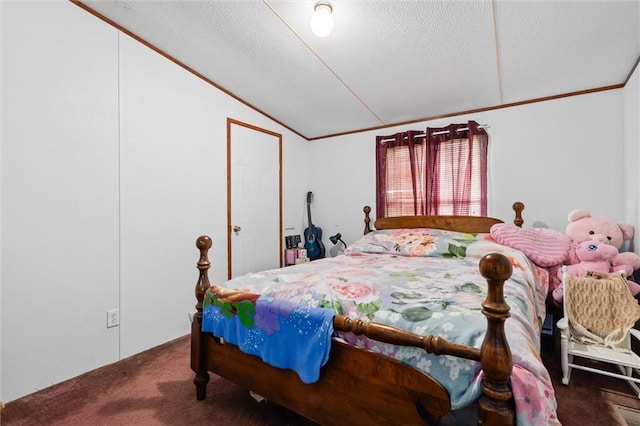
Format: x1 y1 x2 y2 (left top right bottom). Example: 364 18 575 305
376 131 426 220
425 120 488 216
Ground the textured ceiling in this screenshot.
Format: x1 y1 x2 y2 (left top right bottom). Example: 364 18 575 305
77 0 640 140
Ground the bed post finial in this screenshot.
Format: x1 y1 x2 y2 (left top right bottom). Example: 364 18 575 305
512 202 524 228
478 253 514 425
363 205 372 234
195 235 212 316
193 235 212 400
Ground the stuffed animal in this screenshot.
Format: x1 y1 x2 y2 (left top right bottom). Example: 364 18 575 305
552 239 619 303
563 209 640 296
561 239 618 278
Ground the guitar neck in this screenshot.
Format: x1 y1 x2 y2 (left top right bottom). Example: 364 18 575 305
307 202 313 230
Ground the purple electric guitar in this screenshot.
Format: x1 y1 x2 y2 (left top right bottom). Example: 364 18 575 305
303 192 325 260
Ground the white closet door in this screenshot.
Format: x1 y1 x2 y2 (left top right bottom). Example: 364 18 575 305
229 121 281 278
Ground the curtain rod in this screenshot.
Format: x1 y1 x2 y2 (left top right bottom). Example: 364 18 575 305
379 124 490 143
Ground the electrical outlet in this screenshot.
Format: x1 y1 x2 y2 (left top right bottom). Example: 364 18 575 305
107 309 119 328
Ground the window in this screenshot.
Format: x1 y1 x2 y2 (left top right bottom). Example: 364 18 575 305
376 121 488 219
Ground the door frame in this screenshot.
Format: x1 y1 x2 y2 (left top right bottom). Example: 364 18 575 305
227 117 283 279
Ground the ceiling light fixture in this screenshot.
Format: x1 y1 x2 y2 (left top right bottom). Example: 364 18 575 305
310 1 333 37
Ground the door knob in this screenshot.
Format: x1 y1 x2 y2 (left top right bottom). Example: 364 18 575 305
233 225 242 232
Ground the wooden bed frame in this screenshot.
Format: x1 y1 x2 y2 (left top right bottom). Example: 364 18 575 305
191 202 525 425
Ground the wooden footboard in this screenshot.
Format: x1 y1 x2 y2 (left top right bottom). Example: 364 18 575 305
191 235 515 425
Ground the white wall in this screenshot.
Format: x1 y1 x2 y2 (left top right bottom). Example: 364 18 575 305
310 89 627 248
0 0 5 405
116 35 310 358
2 0 120 402
1 0 309 403
485 90 625 230
117 35 224 358
624 62 640 252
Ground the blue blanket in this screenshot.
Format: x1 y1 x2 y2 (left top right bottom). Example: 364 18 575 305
202 293 335 384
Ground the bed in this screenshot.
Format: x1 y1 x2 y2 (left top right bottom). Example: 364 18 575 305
190 202 560 425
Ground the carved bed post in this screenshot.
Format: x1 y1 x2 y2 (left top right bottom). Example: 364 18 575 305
478 253 514 425
191 235 212 400
363 205 372 234
512 202 524 228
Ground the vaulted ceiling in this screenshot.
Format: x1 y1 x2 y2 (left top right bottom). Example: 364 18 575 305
76 0 640 140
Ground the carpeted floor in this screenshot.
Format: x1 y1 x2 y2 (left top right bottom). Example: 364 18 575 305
2 333 640 425
540 333 640 426
0 335 315 426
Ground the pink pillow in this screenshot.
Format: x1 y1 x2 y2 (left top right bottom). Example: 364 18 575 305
490 223 571 267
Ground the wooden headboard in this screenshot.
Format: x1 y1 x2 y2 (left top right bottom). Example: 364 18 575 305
363 202 525 234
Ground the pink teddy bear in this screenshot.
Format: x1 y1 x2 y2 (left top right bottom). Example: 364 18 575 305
552 239 619 303
565 209 640 278
553 209 640 299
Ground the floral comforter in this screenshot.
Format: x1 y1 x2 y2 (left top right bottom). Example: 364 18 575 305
204 228 560 425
